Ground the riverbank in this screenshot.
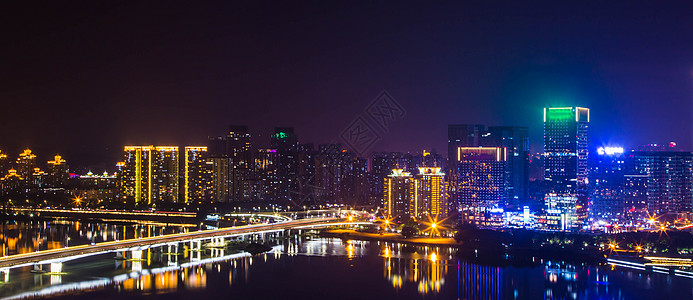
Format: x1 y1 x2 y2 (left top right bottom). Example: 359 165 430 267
320 229 459 246
321 228 607 265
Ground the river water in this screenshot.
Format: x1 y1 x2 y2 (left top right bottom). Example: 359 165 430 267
0 220 691 299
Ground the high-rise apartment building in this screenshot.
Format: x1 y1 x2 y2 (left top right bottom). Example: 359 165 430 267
625 150 693 220
543 107 589 230
413 167 446 219
370 152 414 204
254 148 279 202
46 154 69 187
383 168 414 218
271 127 299 203
207 126 253 203
226 126 253 202
383 167 447 219
184 147 213 204
16 148 37 179
0 150 8 176
121 146 179 205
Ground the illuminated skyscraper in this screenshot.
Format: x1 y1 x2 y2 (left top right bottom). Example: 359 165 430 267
16 148 37 179
590 146 625 221
46 155 69 187
543 107 589 230
456 147 507 209
121 146 179 205
625 149 693 220
413 167 446 219
447 125 485 164
447 125 485 211
184 147 213 204
296 143 316 204
271 127 299 203
448 125 528 213
486 126 530 209
383 168 414 218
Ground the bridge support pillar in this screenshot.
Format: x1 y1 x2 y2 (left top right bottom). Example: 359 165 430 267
131 250 143 261
167 250 178 266
211 247 224 258
190 240 202 261
168 243 178 254
33 264 43 273
50 262 63 274
0 268 8 282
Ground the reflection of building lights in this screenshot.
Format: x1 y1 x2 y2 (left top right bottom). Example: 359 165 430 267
430 253 437 262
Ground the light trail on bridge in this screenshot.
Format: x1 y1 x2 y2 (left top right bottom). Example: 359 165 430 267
0 216 371 272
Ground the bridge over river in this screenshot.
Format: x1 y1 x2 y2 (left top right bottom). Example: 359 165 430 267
0 216 373 279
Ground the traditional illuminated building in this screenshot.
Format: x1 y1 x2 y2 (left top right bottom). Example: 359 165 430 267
121 146 180 205
543 107 589 230
46 155 69 187
0 150 8 176
412 167 446 219
30 167 48 187
16 148 37 179
184 147 214 204
71 171 118 205
0 169 23 194
456 147 507 209
383 168 414 218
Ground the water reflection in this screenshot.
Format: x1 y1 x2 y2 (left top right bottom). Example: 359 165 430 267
0 220 191 256
1 229 691 299
381 242 449 295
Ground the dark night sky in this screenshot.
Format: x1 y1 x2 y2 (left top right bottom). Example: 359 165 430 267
1 1 692 169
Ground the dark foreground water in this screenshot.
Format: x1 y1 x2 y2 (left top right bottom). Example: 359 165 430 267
1 221 692 300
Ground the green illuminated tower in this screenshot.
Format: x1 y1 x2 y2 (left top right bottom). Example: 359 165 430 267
543 107 589 230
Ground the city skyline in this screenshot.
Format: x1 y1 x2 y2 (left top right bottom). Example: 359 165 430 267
3 2 693 299
2 2 693 167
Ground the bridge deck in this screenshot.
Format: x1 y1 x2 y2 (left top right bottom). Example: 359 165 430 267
0 217 359 269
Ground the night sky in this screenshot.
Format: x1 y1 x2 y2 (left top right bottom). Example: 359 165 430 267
2 1 692 169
